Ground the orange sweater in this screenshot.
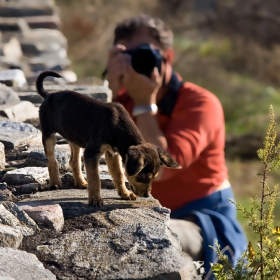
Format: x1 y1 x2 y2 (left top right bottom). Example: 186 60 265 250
115 81 228 211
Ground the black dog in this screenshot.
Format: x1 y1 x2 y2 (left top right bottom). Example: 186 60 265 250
36 71 181 206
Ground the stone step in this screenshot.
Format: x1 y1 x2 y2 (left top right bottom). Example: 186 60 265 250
0 15 61 32
0 4 57 18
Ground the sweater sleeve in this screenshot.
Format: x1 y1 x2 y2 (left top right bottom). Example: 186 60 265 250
159 90 223 181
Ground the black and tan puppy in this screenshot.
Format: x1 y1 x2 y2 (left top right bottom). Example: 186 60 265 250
36 71 181 207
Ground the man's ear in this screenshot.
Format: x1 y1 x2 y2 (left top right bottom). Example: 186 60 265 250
125 146 145 176
156 146 182 169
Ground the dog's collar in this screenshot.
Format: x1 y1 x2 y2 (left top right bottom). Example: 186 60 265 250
157 72 183 117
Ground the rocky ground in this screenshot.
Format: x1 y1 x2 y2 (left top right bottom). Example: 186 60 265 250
0 113 204 279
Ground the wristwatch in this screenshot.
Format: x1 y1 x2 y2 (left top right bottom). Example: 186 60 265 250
132 104 158 117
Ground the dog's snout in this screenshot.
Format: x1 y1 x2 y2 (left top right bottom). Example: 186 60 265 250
144 193 150 198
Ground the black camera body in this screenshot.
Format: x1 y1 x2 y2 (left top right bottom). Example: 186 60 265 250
123 44 162 77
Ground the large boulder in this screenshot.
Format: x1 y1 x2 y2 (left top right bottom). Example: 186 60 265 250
19 188 196 279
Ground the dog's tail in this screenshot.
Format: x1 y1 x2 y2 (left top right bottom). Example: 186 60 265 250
36 71 62 98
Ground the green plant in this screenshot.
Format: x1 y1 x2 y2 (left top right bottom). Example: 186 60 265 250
209 105 280 280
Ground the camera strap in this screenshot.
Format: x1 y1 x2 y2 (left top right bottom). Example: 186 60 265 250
157 72 183 116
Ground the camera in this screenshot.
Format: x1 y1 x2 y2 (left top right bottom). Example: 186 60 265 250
123 44 162 77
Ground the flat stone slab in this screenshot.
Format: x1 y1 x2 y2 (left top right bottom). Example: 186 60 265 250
18 189 159 219
18 188 194 279
0 120 41 149
18 84 112 103
0 247 56 280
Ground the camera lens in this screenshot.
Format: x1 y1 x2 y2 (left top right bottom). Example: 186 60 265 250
131 49 157 77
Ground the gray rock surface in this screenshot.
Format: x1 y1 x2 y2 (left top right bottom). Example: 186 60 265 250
18 189 196 279
0 224 22 249
0 142 5 170
18 83 112 103
0 83 20 110
0 120 41 149
17 183 40 194
0 247 56 280
0 189 13 202
0 4 56 18
2 101 39 122
2 167 49 185
0 69 26 88
25 148 70 170
0 201 39 236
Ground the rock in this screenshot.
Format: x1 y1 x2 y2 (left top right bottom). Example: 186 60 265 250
0 120 41 149
29 55 70 72
2 37 22 60
0 247 56 279
17 91 43 104
18 29 67 57
17 183 40 194
25 148 70 170
2 101 39 122
0 183 7 190
0 189 13 202
0 142 5 170
0 83 20 111
0 201 39 236
19 202 64 232
0 69 27 88
0 4 57 18
61 164 115 189
19 189 195 279
0 224 22 249
2 167 49 185
17 83 112 103
0 15 61 32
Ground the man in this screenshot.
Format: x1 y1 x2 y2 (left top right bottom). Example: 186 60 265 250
105 14 247 274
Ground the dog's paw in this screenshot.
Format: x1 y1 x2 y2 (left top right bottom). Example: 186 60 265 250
49 184 62 190
120 190 137 201
88 197 104 207
76 181 87 189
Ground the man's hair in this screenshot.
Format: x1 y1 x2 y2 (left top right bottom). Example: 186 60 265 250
113 14 173 50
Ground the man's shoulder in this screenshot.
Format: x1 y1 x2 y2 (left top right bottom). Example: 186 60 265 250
178 81 222 107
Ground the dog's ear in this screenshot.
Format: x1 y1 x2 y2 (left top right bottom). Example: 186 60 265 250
156 146 182 169
125 146 145 176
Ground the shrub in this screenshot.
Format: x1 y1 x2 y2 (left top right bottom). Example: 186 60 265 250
209 105 280 280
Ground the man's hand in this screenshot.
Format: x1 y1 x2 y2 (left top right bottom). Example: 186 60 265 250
106 45 130 99
123 63 162 106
